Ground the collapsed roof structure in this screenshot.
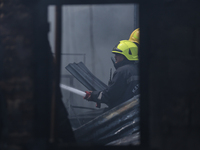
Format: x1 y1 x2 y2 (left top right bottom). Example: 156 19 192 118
65 62 140 145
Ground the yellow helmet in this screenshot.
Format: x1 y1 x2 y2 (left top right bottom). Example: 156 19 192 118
129 28 140 44
112 40 138 61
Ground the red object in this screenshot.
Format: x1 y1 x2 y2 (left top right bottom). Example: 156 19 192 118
84 91 91 99
84 91 101 108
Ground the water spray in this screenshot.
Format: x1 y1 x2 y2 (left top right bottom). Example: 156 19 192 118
60 84 100 108
60 84 86 97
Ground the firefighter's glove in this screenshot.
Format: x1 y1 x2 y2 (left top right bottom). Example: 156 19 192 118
84 91 92 100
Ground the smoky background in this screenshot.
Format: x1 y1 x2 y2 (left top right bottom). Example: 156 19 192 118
47 4 139 127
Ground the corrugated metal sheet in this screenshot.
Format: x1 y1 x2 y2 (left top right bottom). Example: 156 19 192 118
74 95 140 145
65 62 108 91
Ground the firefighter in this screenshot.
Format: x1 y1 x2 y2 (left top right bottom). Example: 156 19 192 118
129 28 140 57
129 28 140 44
84 40 139 109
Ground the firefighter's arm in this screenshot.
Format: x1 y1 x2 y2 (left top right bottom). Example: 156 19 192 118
83 91 101 108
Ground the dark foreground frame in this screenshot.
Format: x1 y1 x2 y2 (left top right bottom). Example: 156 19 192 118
33 0 149 149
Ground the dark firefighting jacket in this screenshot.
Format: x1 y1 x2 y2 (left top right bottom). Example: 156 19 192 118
91 59 139 108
